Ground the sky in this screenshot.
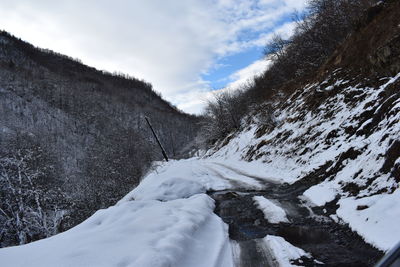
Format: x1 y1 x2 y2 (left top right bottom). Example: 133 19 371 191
0 0 308 114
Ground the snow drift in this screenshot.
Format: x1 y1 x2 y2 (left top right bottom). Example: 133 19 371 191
0 161 235 267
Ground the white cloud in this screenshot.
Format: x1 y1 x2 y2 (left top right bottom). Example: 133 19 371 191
0 0 307 113
178 58 272 114
226 58 272 90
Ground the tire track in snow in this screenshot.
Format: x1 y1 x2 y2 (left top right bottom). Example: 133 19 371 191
231 239 273 267
202 163 263 191
210 162 280 185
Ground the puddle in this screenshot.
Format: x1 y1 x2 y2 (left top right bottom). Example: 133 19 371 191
277 226 331 245
233 225 268 240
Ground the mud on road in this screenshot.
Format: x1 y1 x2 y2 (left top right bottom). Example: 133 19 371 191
208 183 383 267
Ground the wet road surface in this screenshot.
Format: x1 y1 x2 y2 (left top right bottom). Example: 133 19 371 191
207 177 383 266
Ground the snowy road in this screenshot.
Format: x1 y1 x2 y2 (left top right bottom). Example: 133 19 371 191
0 158 385 266
126 158 383 266
210 188 382 266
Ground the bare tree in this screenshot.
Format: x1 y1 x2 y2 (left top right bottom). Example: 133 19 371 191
264 34 290 61
0 148 67 246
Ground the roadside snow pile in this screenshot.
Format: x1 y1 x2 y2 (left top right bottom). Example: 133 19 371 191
336 188 400 251
253 196 289 223
120 159 226 202
124 175 206 201
263 235 312 266
303 182 338 207
0 160 234 267
120 158 278 204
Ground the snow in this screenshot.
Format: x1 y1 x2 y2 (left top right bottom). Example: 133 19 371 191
0 153 316 267
203 72 400 252
0 157 285 266
303 182 338 206
0 161 234 267
119 159 225 202
1 67 398 265
253 196 289 223
262 235 311 267
206 126 305 185
124 175 206 202
120 157 282 205
336 189 400 252
175 211 233 267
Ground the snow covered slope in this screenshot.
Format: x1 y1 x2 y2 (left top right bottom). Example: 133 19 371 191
201 3 400 250
204 71 400 252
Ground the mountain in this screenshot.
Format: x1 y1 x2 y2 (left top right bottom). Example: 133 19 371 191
0 31 200 247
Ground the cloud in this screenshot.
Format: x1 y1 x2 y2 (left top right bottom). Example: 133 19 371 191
176 58 272 114
0 0 307 113
226 58 272 90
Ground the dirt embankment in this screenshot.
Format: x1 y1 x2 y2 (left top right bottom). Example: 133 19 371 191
320 0 400 78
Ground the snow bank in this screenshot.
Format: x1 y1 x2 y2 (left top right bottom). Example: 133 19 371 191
303 182 338 206
125 176 206 201
0 194 233 267
262 235 311 266
119 159 224 202
0 194 232 267
253 196 289 223
119 157 282 204
0 158 237 267
336 189 400 252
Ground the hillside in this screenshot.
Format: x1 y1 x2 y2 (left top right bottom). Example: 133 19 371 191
0 0 399 266
0 31 199 247
205 0 400 252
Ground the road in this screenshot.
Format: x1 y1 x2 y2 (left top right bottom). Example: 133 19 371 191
204 162 383 267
